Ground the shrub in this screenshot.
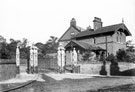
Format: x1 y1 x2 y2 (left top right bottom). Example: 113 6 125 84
126 52 135 63
116 49 135 62
106 54 115 63
82 51 95 62
116 49 126 61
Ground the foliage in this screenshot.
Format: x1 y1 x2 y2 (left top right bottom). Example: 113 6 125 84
99 52 106 62
35 36 58 59
20 46 30 59
125 40 135 62
19 38 29 59
20 38 28 48
0 35 58 59
0 42 9 59
126 52 135 63
35 42 45 59
116 49 135 62
82 48 95 61
47 36 58 44
0 38 29 59
46 36 58 53
110 61 120 75
7 39 20 58
116 49 126 62
106 40 135 63
106 54 116 63
0 35 6 43
126 40 134 47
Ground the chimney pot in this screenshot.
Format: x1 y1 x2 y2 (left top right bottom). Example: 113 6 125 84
93 17 103 31
70 18 76 27
87 25 91 30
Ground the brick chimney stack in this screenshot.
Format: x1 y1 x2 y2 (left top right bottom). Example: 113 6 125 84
93 17 102 31
70 18 76 27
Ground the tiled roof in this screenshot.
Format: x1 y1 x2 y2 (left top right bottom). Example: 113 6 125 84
65 40 105 51
75 23 131 38
58 26 85 42
76 26 85 31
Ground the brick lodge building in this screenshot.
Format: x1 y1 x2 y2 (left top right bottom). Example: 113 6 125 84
58 17 131 64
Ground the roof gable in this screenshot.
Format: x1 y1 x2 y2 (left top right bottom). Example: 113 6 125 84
116 24 131 36
75 23 131 38
58 26 82 42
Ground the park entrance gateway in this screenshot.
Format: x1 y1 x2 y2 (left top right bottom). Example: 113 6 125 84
15 44 38 74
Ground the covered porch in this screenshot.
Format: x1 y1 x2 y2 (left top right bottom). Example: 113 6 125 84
64 40 106 65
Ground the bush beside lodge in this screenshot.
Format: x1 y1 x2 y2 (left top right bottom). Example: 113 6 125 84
0 59 16 81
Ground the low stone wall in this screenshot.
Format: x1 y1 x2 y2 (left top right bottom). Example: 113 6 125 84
79 63 110 75
0 59 16 81
79 62 135 75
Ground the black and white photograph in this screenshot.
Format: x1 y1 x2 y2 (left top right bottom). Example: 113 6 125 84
0 0 135 92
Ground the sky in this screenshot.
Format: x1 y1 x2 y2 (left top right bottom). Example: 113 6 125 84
0 0 135 45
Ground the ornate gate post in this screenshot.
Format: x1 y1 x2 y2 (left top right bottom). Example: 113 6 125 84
30 46 34 74
16 45 20 74
33 46 38 73
57 46 65 73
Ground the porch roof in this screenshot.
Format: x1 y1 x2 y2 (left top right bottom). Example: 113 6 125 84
64 40 105 51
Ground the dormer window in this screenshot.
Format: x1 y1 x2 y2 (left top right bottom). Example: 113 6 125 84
120 32 123 42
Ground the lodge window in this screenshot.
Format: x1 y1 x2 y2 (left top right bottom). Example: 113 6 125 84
120 32 122 42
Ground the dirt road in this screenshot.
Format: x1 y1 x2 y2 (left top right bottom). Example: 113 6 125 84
7 73 135 92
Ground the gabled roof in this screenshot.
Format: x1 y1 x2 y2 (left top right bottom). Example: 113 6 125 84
75 23 131 38
76 26 85 31
65 40 105 51
58 26 84 42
